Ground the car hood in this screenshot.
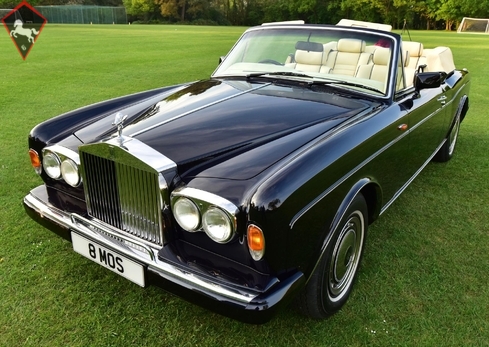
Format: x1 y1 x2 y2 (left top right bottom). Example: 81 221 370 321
74 79 370 180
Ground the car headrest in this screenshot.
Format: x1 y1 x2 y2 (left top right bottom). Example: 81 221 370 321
373 47 391 65
337 39 366 53
295 41 324 52
402 41 424 57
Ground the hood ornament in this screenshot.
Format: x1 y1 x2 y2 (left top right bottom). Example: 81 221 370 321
112 112 128 143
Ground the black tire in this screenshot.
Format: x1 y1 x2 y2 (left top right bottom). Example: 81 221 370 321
433 112 461 162
296 193 368 319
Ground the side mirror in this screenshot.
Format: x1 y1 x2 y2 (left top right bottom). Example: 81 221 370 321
218 56 225 65
414 71 447 96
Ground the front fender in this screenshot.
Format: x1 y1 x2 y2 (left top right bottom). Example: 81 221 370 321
305 178 380 282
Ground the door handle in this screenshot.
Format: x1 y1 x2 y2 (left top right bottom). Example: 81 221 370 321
437 95 447 105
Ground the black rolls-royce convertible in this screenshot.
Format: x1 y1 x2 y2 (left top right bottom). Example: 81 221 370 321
24 21 470 323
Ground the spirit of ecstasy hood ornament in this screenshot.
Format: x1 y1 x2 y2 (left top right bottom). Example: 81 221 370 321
112 112 128 143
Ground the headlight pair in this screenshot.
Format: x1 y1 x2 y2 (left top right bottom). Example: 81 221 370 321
41 146 81 187
171 188 237 244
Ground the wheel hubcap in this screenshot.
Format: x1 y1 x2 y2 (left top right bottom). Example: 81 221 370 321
328 211 364 302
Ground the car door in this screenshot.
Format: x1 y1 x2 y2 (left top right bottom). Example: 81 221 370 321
405 79 448 171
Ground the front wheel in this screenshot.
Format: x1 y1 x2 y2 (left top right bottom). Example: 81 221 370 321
296 193 368 319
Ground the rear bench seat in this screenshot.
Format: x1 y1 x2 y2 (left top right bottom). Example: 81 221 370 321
322 38 371 75
286 39 371 76
355 47 390 84
425 46 456 73
285 39 455 90
402 41 456 87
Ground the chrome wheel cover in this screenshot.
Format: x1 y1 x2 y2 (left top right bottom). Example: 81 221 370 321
327 210 365 302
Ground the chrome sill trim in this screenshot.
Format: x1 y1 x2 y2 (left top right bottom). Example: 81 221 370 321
24 190 258 304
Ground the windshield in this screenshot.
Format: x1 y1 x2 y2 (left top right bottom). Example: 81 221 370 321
213 26 396 96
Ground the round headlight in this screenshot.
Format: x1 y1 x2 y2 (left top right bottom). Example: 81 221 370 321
202 207 233 243
61 159 80 187
174 197 200 231
43 152 61 179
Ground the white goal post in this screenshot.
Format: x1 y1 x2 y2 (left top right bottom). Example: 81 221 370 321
457 17 489 33
0 9 13 19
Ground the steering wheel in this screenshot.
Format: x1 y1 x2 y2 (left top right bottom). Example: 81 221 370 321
258 59 283 65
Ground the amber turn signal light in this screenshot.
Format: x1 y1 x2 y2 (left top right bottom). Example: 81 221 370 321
29 149 42 174
247 224 265 260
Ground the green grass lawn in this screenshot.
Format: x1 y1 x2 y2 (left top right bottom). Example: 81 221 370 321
1 25 489 346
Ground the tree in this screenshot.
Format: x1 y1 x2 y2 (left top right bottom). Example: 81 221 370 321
122 0 157 20
436 0 462 30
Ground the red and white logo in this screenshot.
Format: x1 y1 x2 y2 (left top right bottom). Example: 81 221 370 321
1 1 47 60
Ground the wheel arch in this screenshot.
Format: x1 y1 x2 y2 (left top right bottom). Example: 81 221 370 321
305 177 380 283
360 182 382 225
328 178 381 237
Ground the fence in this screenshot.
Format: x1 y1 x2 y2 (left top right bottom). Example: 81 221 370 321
34 6 127 24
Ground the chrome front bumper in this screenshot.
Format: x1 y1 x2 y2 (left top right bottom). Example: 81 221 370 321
23 186 258 304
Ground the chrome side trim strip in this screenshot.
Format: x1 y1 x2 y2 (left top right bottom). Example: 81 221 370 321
24 190 258 304
290 88 466 228
289 123 410 228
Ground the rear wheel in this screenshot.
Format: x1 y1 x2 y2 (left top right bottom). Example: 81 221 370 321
433 113 461 162
296 193 368 319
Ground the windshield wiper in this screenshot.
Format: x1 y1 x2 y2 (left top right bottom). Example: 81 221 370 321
308 79 384 94
244 72 384 94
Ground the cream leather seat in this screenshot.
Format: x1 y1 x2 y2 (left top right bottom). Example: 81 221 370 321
402 41 425 70
401 42 425 87
321 38 370 75
355 47 391 84
426 46 456 73
290 41 324 72
402 42 455 87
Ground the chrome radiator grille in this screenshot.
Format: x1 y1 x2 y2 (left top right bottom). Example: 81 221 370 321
80 151 164 246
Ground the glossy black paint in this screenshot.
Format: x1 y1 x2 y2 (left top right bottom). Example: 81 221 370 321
23 185 305 324
24 28 471 323
414 71 447 96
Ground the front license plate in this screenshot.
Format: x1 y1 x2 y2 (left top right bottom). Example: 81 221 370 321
71 232 145 287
